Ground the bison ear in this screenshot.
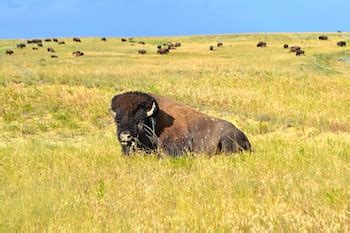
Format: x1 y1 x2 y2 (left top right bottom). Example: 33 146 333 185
109 108 116 118
146 102 157 117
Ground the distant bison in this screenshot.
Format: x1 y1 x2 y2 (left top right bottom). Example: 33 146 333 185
72 51 84 57
138 50 146 55
337 41 346 47
37 43 43 47
209 45 214 51
51 55 58 58
157 48 169 54
110 92 251 156
138 41 145 45
296 50 305 56
16 43 26 49
257 41 266 47
290 46 301 53
58 41 65 44
121 38 127 42
6 49 14 55
175 42 181 47
73 37 81 42
47 47 55 52
45 39 52 42
27 40 33 44
157 45 162 49
319 35 328 40
101 37 107 42
32 47 38 50
284 44 289 49
32 39 42 43
217 42 223 47
53 38 59 42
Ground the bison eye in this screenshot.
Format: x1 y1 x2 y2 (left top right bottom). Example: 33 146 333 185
138 123 143 130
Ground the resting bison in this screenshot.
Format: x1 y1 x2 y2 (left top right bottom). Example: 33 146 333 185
73 37 81 42
290 46 301 53
72 51 84 57
296 50 305 56
217 42 223 47
157 48 169 54
17 43 26 49
138 41 145 45
138 50 146 55
110 92 251 156
58 41 65 44
284 44 289 49
257 41 266 47
6 49 14 55
337 41 346 47
319 35 328 40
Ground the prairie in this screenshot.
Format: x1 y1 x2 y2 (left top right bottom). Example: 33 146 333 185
0 33 349 231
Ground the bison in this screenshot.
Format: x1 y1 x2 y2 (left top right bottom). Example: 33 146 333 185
51 55 58 58
284 44 289 49
157 48 169 54
337 41 346 47
16 43 26 49
73 51 84 57
138 50 146 55
296 50 305 56
110 92 251 156
175 42 181 47
47 47 55 52
121 38 127 42
290 46 301 53
53 38 59 42
38 43 43 47
45 39 52 42
58 41 65 44
73 37 81 42
217 42 223 47
6 49 14 55
257 41 266 47
32 47 38 50
138 41 145 45
210 45 214 51
319 35 328 40
27 40 33 44
32 39 42 43
101 37 107 42
157 45 162 49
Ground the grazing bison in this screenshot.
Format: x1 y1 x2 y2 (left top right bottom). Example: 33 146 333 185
157 48 169 54
138 50 146 55
6 49 14 55
337 41 346 47
72 51 84 57
290 46 301 53
284 44 289 49
73 37 81 42
51 55 58 58
210 45 214 51
121 38 127 42
101 37 107 42
47 47 55 52
17 43 26 49
217 42 223 47
32 39 42 43
257 41 266 47
296 50 305 56
138 41 145 45
110 92 251 156
175 42 181 47
58 41 65 44
53 38 59 42
319 35 328 40
45 39 52 42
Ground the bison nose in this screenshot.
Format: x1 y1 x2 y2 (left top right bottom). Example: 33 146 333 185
120 131 132 143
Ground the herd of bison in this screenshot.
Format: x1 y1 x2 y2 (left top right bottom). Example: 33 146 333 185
4 34 347 58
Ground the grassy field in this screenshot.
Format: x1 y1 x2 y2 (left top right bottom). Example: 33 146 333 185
0 33 349 231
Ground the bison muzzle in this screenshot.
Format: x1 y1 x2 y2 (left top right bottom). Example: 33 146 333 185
110 92 251 156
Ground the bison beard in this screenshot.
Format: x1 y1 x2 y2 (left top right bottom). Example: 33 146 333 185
110 92 251 156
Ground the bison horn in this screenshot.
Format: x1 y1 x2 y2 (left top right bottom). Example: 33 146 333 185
146 102 156 117
109 108 116 118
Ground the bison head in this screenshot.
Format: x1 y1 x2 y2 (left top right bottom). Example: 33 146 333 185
110 92 159 155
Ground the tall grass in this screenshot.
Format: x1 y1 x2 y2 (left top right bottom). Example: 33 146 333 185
1 33 349 231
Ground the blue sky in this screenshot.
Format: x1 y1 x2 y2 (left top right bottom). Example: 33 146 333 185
0 0 348 38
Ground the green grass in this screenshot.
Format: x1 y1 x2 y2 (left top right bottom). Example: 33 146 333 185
0 33 349 231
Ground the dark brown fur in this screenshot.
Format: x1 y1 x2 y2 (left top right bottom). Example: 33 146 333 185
110 92 251 156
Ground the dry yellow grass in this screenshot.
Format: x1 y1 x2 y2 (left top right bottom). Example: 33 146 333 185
0 33 349 231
